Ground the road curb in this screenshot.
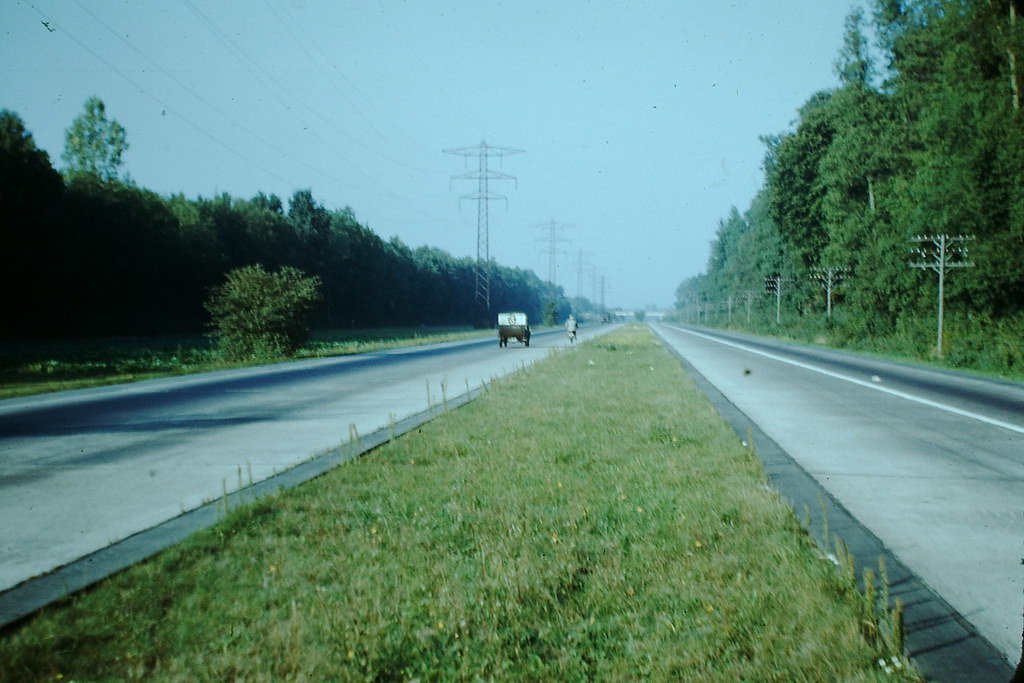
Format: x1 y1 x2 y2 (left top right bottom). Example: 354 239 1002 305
0 382 486 633
0 328 612 633
654 327 1015 683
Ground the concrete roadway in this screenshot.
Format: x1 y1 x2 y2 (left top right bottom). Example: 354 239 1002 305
0 324 613 606
654 322 1022 677
2 320 1020 678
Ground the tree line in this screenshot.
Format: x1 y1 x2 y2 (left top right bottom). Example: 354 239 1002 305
677 0 1024 371
1 102 581 340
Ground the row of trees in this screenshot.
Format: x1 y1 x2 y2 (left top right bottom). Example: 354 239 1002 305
1 101 583 339
677 0 1024 368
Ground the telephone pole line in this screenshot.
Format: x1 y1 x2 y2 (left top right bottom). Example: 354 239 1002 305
764 275 790 324
533 220 572 288
444 140 523 317
910 234 975 358
810 266 849 318
739 289 758 324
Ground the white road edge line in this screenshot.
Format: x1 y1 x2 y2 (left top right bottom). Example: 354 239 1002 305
663 324 1024 436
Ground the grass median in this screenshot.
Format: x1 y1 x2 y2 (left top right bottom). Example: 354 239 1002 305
0 324 921 681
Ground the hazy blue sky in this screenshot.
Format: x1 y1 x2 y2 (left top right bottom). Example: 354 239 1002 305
4 1 858 310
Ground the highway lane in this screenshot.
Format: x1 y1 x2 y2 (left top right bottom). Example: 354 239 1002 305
0 324 616 598
654 322 1023 670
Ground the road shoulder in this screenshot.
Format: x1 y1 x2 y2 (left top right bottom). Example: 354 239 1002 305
652 324 1016 683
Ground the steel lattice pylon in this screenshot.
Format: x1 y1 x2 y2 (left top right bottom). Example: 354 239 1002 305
444 140 523 318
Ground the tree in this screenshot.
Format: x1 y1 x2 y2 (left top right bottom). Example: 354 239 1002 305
1 110 62 193
762 91 836 271
288 189 330 238
835 7 875 88
875 0 1024 315
205 265 322 360
62 96 128 182
4 105 565 337
1 110 64 217
0 110 66 336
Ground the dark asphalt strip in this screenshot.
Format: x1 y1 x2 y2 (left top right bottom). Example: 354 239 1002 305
655 332 1016 683
0 338 497 439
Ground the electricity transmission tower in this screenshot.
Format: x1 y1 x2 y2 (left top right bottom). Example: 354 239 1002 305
444 140 523 317
810 266 849 318
909 234 975 358
534 220 572 288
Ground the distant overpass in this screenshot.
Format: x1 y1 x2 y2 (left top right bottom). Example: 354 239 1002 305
608 309 668 321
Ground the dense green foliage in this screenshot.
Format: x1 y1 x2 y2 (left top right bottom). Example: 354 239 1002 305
61 96 128 182
1 100 585 340
677 1 1024 371
205 265 321 360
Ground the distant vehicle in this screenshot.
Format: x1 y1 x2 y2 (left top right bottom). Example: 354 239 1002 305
497 312 531 348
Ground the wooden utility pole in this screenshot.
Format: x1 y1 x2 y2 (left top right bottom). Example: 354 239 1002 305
764 275 789 324
811 266 849 318
740 289 757 324
909 234 975 358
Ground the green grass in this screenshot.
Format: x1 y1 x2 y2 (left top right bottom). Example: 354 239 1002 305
0 327 489 399
0 325 921 681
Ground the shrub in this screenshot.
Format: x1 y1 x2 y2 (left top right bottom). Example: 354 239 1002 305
205 265 321 360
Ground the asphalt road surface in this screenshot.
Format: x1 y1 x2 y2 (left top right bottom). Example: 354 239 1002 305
0 324 615 604
654 322 1023 674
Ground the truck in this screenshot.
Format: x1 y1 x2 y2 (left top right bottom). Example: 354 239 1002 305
497 312 531 348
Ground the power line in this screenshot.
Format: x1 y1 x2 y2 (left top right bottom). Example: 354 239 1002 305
70 0 361 194
181 0 407 201
444 140 523 315
268 0 439 174
28 2 297 189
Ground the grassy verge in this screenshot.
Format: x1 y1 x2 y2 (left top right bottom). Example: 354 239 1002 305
0 325 920 681
0 327 489 399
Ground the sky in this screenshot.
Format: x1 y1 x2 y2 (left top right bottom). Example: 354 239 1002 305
3 1 858 311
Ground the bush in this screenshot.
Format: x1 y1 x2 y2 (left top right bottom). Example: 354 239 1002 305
205 265 321 360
